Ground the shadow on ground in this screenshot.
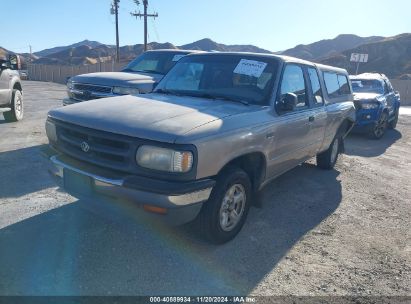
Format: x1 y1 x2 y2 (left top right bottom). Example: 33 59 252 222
0 144 54 198
345 129 402 157
0 161 342 295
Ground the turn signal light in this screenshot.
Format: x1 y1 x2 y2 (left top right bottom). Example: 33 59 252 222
143 205 168 215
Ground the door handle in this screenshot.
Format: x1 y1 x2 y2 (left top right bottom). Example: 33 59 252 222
308 116 315 122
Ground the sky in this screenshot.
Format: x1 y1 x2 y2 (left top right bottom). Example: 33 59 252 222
1 0 411 54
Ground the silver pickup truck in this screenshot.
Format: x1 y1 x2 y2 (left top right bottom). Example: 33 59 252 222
45 52 355 243
0 55 23 121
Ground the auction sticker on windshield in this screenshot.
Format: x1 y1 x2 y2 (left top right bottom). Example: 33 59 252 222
233 59 267 78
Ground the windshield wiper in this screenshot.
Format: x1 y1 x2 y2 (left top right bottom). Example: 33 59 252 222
155 89 172 94
135 69 163 75
155 89 183 96
188 93 249 106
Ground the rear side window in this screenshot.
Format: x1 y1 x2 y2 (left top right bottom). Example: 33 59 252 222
308 68 323 105
323 72 351 98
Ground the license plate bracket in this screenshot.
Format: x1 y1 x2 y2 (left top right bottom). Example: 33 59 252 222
64 169 93 196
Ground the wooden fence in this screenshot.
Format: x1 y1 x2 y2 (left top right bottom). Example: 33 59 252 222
27 61 126 84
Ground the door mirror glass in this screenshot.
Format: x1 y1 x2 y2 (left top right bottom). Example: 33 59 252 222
0 61 9 70
279 92 298 112
8 54 20 70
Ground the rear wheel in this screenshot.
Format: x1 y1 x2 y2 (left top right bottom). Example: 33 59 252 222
316 135 341 170
3 90 23 122
369 112 388 139
388 109 399 129
196 166 251 244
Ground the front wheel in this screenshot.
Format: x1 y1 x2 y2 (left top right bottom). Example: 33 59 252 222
316 136 341 170
369 112 388 139
3 90 23 122
196 166 251 244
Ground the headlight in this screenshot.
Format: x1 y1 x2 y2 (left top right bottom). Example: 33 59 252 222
67 80 74 90
361 102 379 109
45 120 57 142
136 145 193 173
112 86 140 95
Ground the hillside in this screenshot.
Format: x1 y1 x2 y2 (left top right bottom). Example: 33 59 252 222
3 33 411 78
34 40 104 57
31 39 271 66
179 38 272 53
320 33 411 78
281 34 384 61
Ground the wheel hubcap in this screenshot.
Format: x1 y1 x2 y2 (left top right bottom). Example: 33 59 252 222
219 184 246 232
330 139 339 164
15 96 22 117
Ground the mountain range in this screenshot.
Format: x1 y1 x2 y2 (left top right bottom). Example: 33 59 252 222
1 34 410 79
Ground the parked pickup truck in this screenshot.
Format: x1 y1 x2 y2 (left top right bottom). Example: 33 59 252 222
350 73 400 139
45 52 355 243
0 54 23 121
63 49 198 105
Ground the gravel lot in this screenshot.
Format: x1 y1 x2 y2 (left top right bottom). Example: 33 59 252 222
0 81 410 297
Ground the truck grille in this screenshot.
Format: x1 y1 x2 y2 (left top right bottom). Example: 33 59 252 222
54 121 138 173
72 83 113 101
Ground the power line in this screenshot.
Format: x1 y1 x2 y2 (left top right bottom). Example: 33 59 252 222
130 0 158 52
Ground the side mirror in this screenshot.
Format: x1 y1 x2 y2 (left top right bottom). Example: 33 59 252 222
278 92 298 112
0 62 9 70
8 54 20 70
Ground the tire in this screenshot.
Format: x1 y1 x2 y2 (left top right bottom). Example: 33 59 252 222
388 109 399 129
316 136 341 170
3 90 23 122
196 166 252 244
369 111 388 139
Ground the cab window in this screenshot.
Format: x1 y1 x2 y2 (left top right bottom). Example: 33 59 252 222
279 64 308 109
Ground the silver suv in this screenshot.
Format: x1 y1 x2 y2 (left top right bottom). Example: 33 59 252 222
46 52 355 243
0 55 23 121
64 49 198 105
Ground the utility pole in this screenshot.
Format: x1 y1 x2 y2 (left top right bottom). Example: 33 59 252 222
130 0 158 52
111 0 120 62
29 45 32 62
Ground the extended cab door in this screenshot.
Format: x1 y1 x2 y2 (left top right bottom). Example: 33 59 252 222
306 67 327 155
266 64 321 178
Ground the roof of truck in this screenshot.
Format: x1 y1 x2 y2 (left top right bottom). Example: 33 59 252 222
185 51 348 74
350 73 389 81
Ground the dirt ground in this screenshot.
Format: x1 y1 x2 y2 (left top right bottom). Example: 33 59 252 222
0 81 410 298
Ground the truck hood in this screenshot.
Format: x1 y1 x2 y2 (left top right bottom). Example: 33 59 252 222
353 92 382 101
70 71 163 87
48 93 255 143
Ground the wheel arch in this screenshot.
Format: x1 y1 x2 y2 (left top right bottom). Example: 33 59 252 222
218 152 267 194
13 81 22 92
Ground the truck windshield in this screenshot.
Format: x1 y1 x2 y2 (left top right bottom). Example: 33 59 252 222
154 54 279 105
122 52 188 75
351 79 384 94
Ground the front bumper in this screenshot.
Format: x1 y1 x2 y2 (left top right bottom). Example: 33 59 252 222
46 150 214 225
352 107 382 132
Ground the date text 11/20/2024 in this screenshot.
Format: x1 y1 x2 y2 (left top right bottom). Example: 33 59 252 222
149 296 256 303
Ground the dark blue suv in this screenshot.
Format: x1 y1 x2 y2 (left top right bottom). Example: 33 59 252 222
350 73 400 139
